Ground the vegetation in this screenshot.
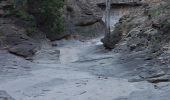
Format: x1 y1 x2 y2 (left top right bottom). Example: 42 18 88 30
12 0 65 40
12 0 37 36
38 0 65 39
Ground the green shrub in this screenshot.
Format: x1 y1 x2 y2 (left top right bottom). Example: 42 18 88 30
12 0 37 29
38 0 64 39
15 9 34 21
12 0 65 39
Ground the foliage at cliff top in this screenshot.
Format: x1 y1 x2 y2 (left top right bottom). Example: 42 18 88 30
39 0 65 40
13 0 65 40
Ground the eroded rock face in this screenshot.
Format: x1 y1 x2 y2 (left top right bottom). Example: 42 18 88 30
102 0 168 49
65 0 102 26
0 0 44 58
102 0 170 81
0 24 39 58
64 0 105 38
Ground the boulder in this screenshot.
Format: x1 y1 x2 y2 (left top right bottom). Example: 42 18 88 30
64 0 105 38
101 23 123 49
8 43 37 57
0 24 39 57
65 0 102 26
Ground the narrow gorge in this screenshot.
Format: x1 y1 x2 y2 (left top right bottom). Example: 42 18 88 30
0 0 170 100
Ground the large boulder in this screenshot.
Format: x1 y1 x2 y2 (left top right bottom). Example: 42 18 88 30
65 0 102 26
0 24 39 57
101 22 123 49
64 0 105 38
8 43 37 57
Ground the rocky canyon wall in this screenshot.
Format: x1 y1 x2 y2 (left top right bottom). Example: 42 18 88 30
102 0 170 66
64 0 105 39
64 0 145 39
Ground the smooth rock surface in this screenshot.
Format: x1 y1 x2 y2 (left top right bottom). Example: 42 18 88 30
0 38 170 100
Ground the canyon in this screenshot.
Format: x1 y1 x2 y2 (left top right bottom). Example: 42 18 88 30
0 0 170 100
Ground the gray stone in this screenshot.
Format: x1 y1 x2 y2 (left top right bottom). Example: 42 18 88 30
147 75 170 83
8 43 38 58
139 68 165 79
65 0 102 26
0 24 39 57
64 0 105 38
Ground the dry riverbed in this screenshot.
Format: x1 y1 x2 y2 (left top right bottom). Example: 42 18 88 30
0 38 170 100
